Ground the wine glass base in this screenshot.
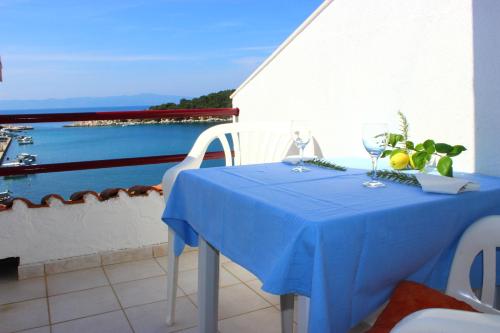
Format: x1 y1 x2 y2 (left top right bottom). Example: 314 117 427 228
363 180 385 188
292 166 310 173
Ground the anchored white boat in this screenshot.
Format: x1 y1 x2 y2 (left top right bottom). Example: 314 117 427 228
0 190 12 203
17 136 34 145
17 153 37 165
1 154 36 179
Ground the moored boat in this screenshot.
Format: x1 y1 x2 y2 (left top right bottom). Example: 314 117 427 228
0 190 12 203
17 136 34 144
17 153 37 165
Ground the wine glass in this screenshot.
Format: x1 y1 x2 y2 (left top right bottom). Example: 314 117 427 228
362 123 388 188
290 120 312 172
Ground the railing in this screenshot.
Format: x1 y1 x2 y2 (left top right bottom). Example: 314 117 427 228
0 108 239 177
0 108 238 124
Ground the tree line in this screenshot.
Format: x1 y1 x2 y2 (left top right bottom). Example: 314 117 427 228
149 89 235 111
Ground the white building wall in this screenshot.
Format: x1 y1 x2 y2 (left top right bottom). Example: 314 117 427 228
232 0 485 173
472 0 500 176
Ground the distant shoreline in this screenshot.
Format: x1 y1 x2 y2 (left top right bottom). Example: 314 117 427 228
64 117 231 128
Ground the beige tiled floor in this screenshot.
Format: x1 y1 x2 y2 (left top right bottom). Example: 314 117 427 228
0 251 372 333
0 251 285 333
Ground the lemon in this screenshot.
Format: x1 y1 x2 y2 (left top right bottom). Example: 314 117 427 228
390 152 410 170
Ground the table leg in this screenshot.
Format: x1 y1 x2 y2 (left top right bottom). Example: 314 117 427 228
297 296 310 333
166 229 179 325
198 236 220 333
280 294 294 333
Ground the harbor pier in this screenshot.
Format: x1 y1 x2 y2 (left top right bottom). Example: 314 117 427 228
0 137 12 165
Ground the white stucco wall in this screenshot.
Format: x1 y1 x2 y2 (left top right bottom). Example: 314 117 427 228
232 0 495 174
0 191 167 265
472 0 500 175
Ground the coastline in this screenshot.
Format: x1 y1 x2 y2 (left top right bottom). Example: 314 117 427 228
0 137 12 165
2 122 224 202
64 117 231 127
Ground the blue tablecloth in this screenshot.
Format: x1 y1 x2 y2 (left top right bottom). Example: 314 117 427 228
162 163 500 333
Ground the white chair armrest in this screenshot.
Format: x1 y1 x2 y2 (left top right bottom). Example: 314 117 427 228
391 309 500 333
161 156 204 201
161 124 232 201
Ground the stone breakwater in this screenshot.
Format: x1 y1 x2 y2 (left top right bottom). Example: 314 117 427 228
0 137 12 164
64 117 231 127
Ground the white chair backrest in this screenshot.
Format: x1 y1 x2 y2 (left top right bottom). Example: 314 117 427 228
235 126 293 166
186 122 323 167
446 215 500 314
162 122 324 200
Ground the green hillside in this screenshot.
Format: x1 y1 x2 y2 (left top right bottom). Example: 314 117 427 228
149 89 235 110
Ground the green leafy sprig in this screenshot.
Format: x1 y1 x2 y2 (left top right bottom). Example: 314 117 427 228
368 170 421 187
382 112 467 177
398 111 409 143
305 159 347 171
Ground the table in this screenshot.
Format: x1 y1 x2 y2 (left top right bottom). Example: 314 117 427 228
162 163 500 333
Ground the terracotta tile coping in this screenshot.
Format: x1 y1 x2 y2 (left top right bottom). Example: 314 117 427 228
0 184 163 212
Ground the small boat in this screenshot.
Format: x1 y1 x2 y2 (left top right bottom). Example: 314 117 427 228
1 154 36 179
2 161 23 167
17 153 37 165
0 190 12 204
17 136 34 145
1 162 29 178
0 129 15 137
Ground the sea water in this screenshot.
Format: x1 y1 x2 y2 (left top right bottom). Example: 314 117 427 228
0 107 224 202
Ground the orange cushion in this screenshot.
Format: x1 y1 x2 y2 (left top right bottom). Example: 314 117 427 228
367 281 477 333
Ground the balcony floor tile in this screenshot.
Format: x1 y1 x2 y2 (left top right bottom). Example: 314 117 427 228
47 267 109 296
177 267 240 295
219 307 282 333
178 251 199 272
222 261 258 282
49 286 120 323
245 280 280 306
104 258 165 284
0 277 46 305
51 310 133 333
189 283 271 320
0 298 49 333
113 275 184 308
18 326 51 333
0 255 371 333
125 297 198 333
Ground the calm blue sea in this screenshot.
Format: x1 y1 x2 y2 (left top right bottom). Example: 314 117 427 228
0 107 224 202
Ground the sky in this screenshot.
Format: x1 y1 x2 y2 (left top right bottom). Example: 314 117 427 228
0 0 323 100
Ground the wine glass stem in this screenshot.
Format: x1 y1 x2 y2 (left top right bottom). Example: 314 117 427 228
371 156 378 180
299 147 304 168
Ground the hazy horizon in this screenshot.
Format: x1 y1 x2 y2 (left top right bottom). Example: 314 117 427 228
0 93 186 111
0 1 322 101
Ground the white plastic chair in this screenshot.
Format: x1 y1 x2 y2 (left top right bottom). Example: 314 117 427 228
391 309 500 333
446 215 500 314
161 121 324 325
391 215 500 333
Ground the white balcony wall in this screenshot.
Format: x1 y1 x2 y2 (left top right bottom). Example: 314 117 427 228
0 191 166 265
232 0 500 174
